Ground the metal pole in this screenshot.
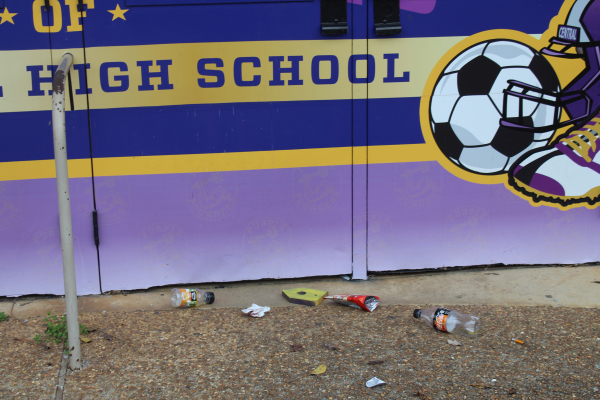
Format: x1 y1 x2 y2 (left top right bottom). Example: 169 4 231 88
52 52 81 370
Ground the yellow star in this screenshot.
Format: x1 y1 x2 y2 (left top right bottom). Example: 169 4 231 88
108 4 128 21
0 8 17 25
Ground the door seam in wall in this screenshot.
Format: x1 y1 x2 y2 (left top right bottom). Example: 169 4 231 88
78 4 103 294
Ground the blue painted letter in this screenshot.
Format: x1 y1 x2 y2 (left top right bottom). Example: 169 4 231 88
311 55 339 85
73 63 92 95
100 62 129 93
234 57 261 87
198 58 225 88
383 54 410 83
138 60 174 91
269 56 303 86
348 54 375 84
27 65 57 96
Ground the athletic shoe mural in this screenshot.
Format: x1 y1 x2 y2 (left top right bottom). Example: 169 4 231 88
421 0 600 209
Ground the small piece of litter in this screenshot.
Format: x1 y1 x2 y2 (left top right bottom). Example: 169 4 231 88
341 275 351 280
520 332 524 334
102 311 106 313
282 288 328 306
366 377 386 388
310 365 327 375
593 387 599 392
447 339 461 346
491 379 497 382
469 384 491 389
291 344 304 352
241 304 271 318
554 299 558 302
23 319 28 323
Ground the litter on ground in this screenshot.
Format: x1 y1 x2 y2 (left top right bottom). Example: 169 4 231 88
241 304 271 318
366 377 386 388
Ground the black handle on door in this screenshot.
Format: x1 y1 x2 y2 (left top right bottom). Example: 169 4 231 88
374 0 402 36
321 0 348 35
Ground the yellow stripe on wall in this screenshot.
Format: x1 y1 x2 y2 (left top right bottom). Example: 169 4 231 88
369 143 436 164
0 144 436 181
0 158 92 181
92 147 354 177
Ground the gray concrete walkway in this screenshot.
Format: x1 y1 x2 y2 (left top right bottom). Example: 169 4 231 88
1 265 599 319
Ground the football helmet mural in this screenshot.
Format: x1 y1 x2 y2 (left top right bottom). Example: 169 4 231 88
501 0 600 133
504 0 600 208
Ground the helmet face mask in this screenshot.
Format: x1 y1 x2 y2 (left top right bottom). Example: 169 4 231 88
540 39 588 59
500 0 600 135
501 79 593 133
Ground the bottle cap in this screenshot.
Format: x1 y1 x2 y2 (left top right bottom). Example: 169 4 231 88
413 309 421 319
206 291 215 304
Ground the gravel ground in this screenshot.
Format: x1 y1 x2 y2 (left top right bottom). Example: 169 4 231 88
1 303 600 399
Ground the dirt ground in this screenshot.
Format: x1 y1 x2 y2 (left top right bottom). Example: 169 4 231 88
1 303 599 399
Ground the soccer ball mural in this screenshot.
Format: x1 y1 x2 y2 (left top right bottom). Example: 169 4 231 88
429 40 561 175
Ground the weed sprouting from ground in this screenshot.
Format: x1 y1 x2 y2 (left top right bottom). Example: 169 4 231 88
34 311 88 353
0 312 7 322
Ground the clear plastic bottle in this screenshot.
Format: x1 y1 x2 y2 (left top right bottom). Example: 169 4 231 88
413 307 481 336
170 288 215 307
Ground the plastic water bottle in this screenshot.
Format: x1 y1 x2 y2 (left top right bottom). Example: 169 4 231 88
170 288 215 307
413 307 481 336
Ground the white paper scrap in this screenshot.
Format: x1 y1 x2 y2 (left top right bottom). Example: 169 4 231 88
242 304 271 318
366 377 386 388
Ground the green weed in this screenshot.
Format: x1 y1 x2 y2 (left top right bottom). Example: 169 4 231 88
0 312 7 322
34 311 88 353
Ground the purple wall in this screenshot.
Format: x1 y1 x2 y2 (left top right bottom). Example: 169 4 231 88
2 161 597 297
0 178 99 296
367 161 600 271
95 166 353 292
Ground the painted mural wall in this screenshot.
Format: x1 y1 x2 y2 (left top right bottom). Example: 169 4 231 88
0 0 598 296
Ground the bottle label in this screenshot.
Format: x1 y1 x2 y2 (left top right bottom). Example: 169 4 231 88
433 308 450 332
179 289 198 307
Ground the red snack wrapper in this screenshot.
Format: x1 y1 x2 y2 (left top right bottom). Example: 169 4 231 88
325 295 380 312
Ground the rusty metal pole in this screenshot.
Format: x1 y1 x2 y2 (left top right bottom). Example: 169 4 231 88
52 52 81 370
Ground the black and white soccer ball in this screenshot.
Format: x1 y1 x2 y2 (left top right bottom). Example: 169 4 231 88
429 39 561 175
